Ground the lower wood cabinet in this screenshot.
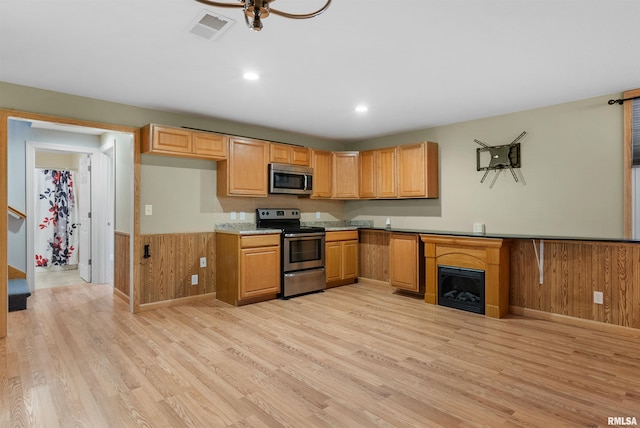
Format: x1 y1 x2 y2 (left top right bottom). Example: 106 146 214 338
389 233 424 293
216 233 281 306
325 230 359 288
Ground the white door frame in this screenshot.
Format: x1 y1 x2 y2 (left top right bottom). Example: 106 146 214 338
26 142 111 290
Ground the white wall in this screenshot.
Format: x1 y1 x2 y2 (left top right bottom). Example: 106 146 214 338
110 132 134 234
346 94 624 238
139 155 345 235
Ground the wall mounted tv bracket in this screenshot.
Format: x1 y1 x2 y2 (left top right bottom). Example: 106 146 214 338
475 131 526 188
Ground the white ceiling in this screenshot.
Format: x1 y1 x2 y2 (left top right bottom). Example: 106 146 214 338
1 0 640 141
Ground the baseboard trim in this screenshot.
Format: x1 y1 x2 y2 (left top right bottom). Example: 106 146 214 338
357 277 389 287
139 292 216 312
113 287 129 303
510 305 640 334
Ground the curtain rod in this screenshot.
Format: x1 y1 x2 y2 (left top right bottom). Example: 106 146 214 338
608 95 640 105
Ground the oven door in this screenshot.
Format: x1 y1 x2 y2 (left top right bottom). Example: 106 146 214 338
283 232 325 272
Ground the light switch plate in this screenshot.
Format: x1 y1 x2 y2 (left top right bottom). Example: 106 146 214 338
200 257 206 268
191 274 198 285
145 205 153 216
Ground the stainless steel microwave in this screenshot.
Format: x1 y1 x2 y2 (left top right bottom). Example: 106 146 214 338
269 163 313 195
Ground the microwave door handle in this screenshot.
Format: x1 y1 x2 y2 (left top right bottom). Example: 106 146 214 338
304 175 308 191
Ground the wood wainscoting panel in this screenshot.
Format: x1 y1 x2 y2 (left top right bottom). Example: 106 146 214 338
358 229 389 282
114 232 130 298
140 232 215 304
510 239 640 329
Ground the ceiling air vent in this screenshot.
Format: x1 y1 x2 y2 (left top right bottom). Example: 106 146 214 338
189 10 235 41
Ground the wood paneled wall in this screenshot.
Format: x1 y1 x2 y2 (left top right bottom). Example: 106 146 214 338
510 239 640 329
114 232 130 298
359 231 640 329
359 230 390 282
139 232 216 304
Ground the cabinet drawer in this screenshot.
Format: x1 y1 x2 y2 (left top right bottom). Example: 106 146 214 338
241 234 280 248
326 230 358 242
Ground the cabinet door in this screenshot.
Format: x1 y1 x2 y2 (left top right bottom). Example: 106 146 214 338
193 131 227 159
332 152 359 199
342 240 359 280
325 241 343 282
150 125 192 154
359 150 376 199
270 143 291 164
397 142 438 198
290 147 311 166
240 246 280 299
377 147 397 198
389 233 419 291
311 150 332 198
228 138 268 196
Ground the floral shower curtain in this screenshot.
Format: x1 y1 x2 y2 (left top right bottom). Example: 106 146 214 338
35 169 79 268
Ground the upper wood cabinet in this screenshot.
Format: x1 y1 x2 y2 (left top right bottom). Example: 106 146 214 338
192 131 227 159
311 149 332 198
141 124 227 160
270 143 311 166
217 137 269 197
359 150 376 199
359 147 397 199
332 151 359 199
397 142 439 198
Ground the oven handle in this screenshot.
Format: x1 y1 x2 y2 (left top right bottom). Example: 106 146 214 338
284 232 326 239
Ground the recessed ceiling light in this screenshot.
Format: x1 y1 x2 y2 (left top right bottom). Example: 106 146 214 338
243 72 260 81
355 105 368 113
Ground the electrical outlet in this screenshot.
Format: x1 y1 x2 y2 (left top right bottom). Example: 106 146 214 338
191 274 198 285
594 291 603 304
145 204 153 216
316 211 321 219
240 211 246 220
200 257 206 268
230 212 237 220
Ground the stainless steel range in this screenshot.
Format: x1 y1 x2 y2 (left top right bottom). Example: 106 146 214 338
256 208 326 298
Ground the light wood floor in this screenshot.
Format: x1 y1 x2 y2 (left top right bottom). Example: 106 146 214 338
34 268 84 290
3 282 640 427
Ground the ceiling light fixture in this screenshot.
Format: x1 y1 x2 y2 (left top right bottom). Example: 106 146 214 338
355 105 369 113
243 71 260 80
194 0 332 31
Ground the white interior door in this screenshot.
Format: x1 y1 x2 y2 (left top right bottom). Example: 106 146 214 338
78 155 92 282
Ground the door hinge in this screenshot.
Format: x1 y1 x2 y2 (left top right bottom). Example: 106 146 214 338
88 212 91 219
88 259 92 266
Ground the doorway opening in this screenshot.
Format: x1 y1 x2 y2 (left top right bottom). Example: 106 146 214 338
31 150 96 290
6 118 128 296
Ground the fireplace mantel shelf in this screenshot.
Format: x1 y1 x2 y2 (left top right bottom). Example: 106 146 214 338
420 234 510 319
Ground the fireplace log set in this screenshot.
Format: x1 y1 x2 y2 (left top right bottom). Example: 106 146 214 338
443 290 481 304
